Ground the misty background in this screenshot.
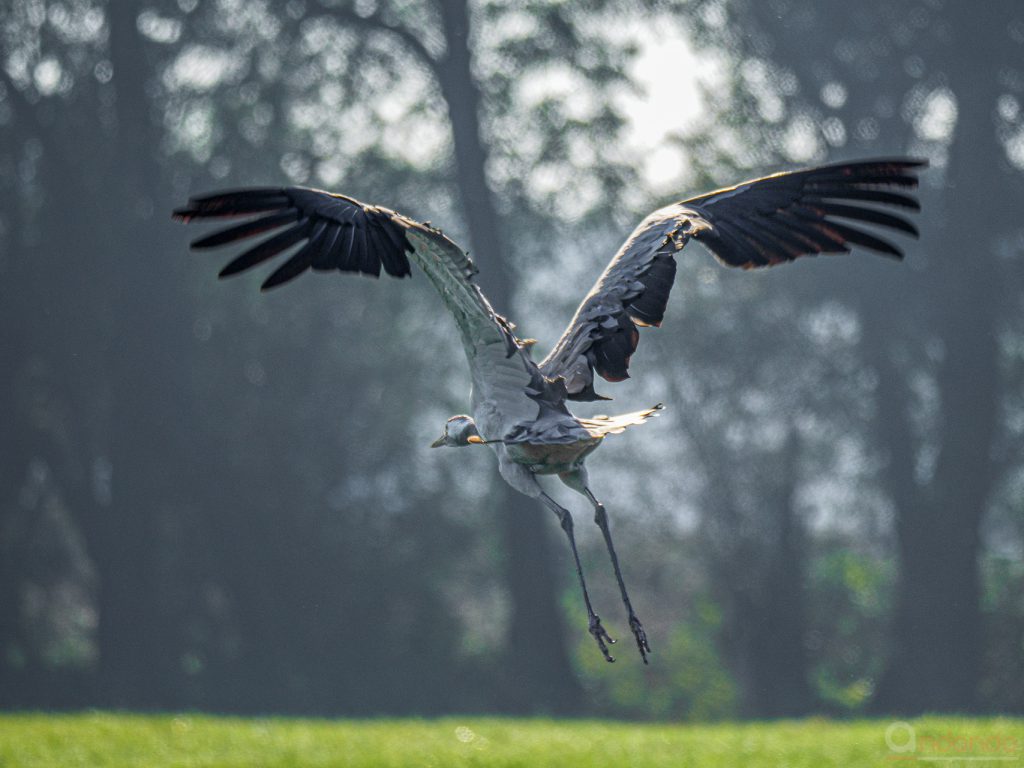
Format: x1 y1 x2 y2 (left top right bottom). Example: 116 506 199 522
2 0 1022 718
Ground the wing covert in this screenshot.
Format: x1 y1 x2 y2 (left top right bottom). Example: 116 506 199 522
538 209 688 400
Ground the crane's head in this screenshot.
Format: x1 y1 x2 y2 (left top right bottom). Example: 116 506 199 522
430 415 485 448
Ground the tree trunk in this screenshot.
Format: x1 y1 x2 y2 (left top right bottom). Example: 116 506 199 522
87 2 196 707
700 428 811 717
0 108 31 706
748 431 811 716
874 2 1014 712
435 0 581 712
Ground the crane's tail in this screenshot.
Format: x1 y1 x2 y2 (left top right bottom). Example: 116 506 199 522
579 403 664 438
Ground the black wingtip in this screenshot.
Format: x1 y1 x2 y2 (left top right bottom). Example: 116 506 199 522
259 278 284 292
827 156 929 170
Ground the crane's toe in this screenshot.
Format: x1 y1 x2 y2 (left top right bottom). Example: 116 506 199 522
629 614 651 664
588 614 616 663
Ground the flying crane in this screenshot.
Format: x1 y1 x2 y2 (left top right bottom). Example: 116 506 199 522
175 158 925 663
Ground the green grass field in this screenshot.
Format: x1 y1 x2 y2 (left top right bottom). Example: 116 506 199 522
1 713 1021 767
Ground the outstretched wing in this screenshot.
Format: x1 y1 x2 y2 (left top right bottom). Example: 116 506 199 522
540 158 926 401
173 187 472 287
174 186 542 438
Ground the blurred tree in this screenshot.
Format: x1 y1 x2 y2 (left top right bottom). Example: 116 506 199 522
0 0 200 706
1 0 648 713
276 0 645 711
680 0 1024 713
327 0 585 709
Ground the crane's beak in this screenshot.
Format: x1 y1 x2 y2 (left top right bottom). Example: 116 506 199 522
430 435 448 448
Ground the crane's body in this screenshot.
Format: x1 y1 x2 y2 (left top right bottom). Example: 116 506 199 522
504 438 603 475
175 158 925 664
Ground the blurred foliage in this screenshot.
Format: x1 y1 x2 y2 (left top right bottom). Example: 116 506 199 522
572 593 738 720
807 544 894 713
981 555 1024 712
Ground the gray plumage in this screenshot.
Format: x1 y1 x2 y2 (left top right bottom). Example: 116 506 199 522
173 157 926 664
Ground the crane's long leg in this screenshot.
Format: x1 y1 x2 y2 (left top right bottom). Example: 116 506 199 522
538 492 616 663
583 487 651 665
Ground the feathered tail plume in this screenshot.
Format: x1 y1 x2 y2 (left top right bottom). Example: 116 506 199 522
579 404 664 437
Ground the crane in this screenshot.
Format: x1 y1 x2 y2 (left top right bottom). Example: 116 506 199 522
174 157 925 664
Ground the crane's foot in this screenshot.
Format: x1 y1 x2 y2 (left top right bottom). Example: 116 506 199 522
629 613 651 665
589 614 616 663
